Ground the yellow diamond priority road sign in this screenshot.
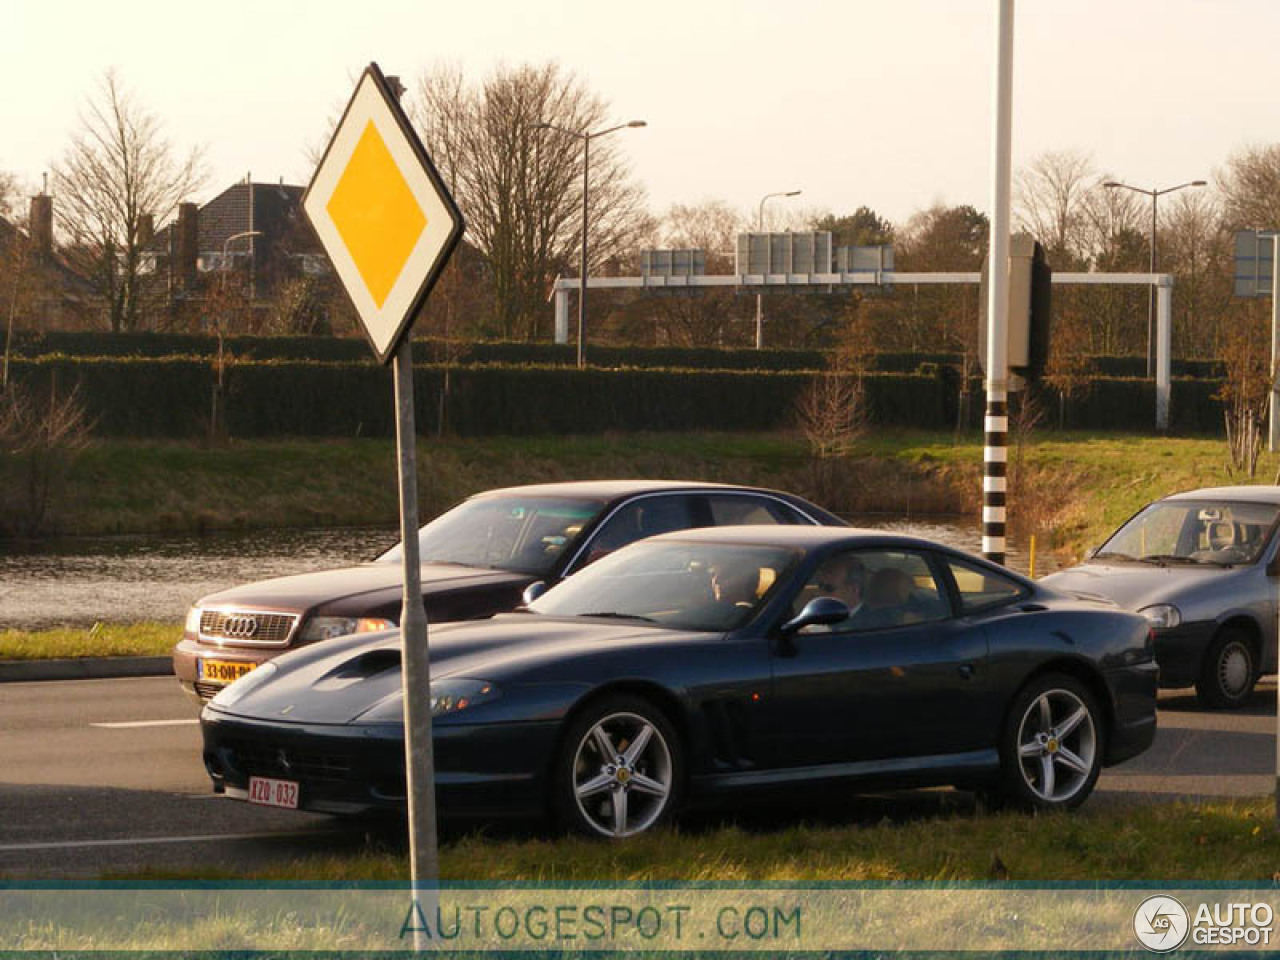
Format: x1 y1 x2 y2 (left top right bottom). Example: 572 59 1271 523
303 63 464 364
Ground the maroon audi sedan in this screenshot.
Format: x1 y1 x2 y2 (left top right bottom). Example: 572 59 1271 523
173 480 842 700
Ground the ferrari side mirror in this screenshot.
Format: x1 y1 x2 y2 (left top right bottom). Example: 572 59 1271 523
779 597 850 636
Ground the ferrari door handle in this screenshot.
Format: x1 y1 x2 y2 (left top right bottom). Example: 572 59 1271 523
958 663 975 680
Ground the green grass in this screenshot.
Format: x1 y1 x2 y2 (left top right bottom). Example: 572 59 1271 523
0 621 178 660
8 429 1277 658
113 798 1279 883
26 430 1277 552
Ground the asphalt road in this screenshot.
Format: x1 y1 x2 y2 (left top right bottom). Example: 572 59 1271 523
0 675 1275 878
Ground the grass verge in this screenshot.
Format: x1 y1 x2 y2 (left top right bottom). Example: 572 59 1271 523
16 431 1279 563
0 621 177 660
103 797 1280 882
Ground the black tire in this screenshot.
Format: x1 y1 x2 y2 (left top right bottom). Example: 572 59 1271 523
1195 628 1257 710
553 694 684 839
993 673 1104 811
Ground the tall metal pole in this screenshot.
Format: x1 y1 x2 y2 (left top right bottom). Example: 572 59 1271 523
1156 280 1172 431
1270 235 1280 452
394 337 437 951
385 74 437 952
1105 180 1205 377
1147 192 1158 377
982 0 1015 567
754 190 801 350
578 135 590 370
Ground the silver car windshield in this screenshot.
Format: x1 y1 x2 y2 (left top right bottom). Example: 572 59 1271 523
1096 500 1280 566
528 540 799 632
377 496 604 575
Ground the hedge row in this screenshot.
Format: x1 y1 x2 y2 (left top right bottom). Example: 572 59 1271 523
11 358 959 438
10 357 1229 440
9 330 1226 378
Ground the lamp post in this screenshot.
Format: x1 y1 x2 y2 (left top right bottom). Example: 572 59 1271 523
210 229 261 443
1103 179 1206 375
536 120 646 368
754 190 801 349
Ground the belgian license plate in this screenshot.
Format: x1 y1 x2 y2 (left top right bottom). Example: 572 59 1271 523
198 659 255 685
248 776 299 809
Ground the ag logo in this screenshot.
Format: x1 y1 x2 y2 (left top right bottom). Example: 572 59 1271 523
1134 895 1190 952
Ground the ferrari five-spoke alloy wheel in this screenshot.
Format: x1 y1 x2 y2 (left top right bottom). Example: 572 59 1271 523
557 696 682 839
999 674 1103 810
1196 629 1256 710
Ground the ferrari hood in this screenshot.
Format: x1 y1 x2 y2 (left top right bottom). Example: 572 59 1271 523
207 614 693 725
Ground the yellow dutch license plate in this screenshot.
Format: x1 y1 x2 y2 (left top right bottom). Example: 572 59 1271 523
199 659 256 685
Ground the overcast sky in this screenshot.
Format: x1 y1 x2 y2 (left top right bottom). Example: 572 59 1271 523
7 0 1275 229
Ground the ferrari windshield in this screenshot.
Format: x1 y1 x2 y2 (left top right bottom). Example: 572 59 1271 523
1096 499 1279 566
529 539 799 632
377 496 604 575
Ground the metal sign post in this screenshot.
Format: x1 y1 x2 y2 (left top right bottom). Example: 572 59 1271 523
982 0 1015 566
301 62 464 943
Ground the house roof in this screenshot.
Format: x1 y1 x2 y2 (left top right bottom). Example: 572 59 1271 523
0 213 96 298
149 181 324 256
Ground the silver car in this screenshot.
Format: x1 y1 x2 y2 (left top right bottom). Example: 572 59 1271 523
1041 486 1280 709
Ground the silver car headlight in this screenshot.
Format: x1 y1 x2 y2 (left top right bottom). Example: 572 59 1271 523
185 606 202 634
1138 603 1181 630
299 616 396 642
209 661 279 709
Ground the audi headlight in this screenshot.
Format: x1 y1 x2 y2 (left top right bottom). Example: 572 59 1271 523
185 606 202 635
300 616 396 642
1139 603 1181 630
430 678 500 717
209 661 278 709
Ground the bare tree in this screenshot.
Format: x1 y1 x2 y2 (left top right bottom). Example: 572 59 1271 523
1217 143 1280 230
1160 190 1234 357
52 70 205 332
1014 149 1097 266
0 227 37 390
412 61 651 341
0 171 24 222
0 380 93 536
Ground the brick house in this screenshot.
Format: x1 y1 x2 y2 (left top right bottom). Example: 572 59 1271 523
144 178 342 331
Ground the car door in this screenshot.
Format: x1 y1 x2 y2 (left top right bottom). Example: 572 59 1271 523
764 548 990 769
565 493 703 572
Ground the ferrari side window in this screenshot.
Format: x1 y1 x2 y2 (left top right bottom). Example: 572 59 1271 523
946 557 1028 614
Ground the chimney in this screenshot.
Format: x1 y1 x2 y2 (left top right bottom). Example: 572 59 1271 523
176 202 198 291
137 213 155 248
29 194 53 257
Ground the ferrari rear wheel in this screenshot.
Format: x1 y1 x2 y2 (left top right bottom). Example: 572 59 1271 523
555 695 683 839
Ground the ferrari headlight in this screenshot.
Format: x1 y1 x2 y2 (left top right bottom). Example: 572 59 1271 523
1138 603 1181 630
209 661 278 709
430 678 500 717
185 606 203 634
300 616 396 642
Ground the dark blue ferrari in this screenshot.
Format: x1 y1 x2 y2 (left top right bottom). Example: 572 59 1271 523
201 527 1157 837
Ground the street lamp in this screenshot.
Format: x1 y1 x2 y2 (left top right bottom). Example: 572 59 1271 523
1103 179 1207 376
210 229 261 443
754 190 802 350
535 119 646 368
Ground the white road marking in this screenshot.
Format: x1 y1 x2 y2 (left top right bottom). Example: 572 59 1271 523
90 718 200 729
0 830 335 853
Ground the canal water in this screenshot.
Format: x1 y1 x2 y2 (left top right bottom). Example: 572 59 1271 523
0 517 1059 631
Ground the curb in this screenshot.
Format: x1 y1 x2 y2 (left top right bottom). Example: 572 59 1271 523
0 656 173 682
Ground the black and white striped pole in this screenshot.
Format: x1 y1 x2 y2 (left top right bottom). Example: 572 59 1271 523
983 0 1015 566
